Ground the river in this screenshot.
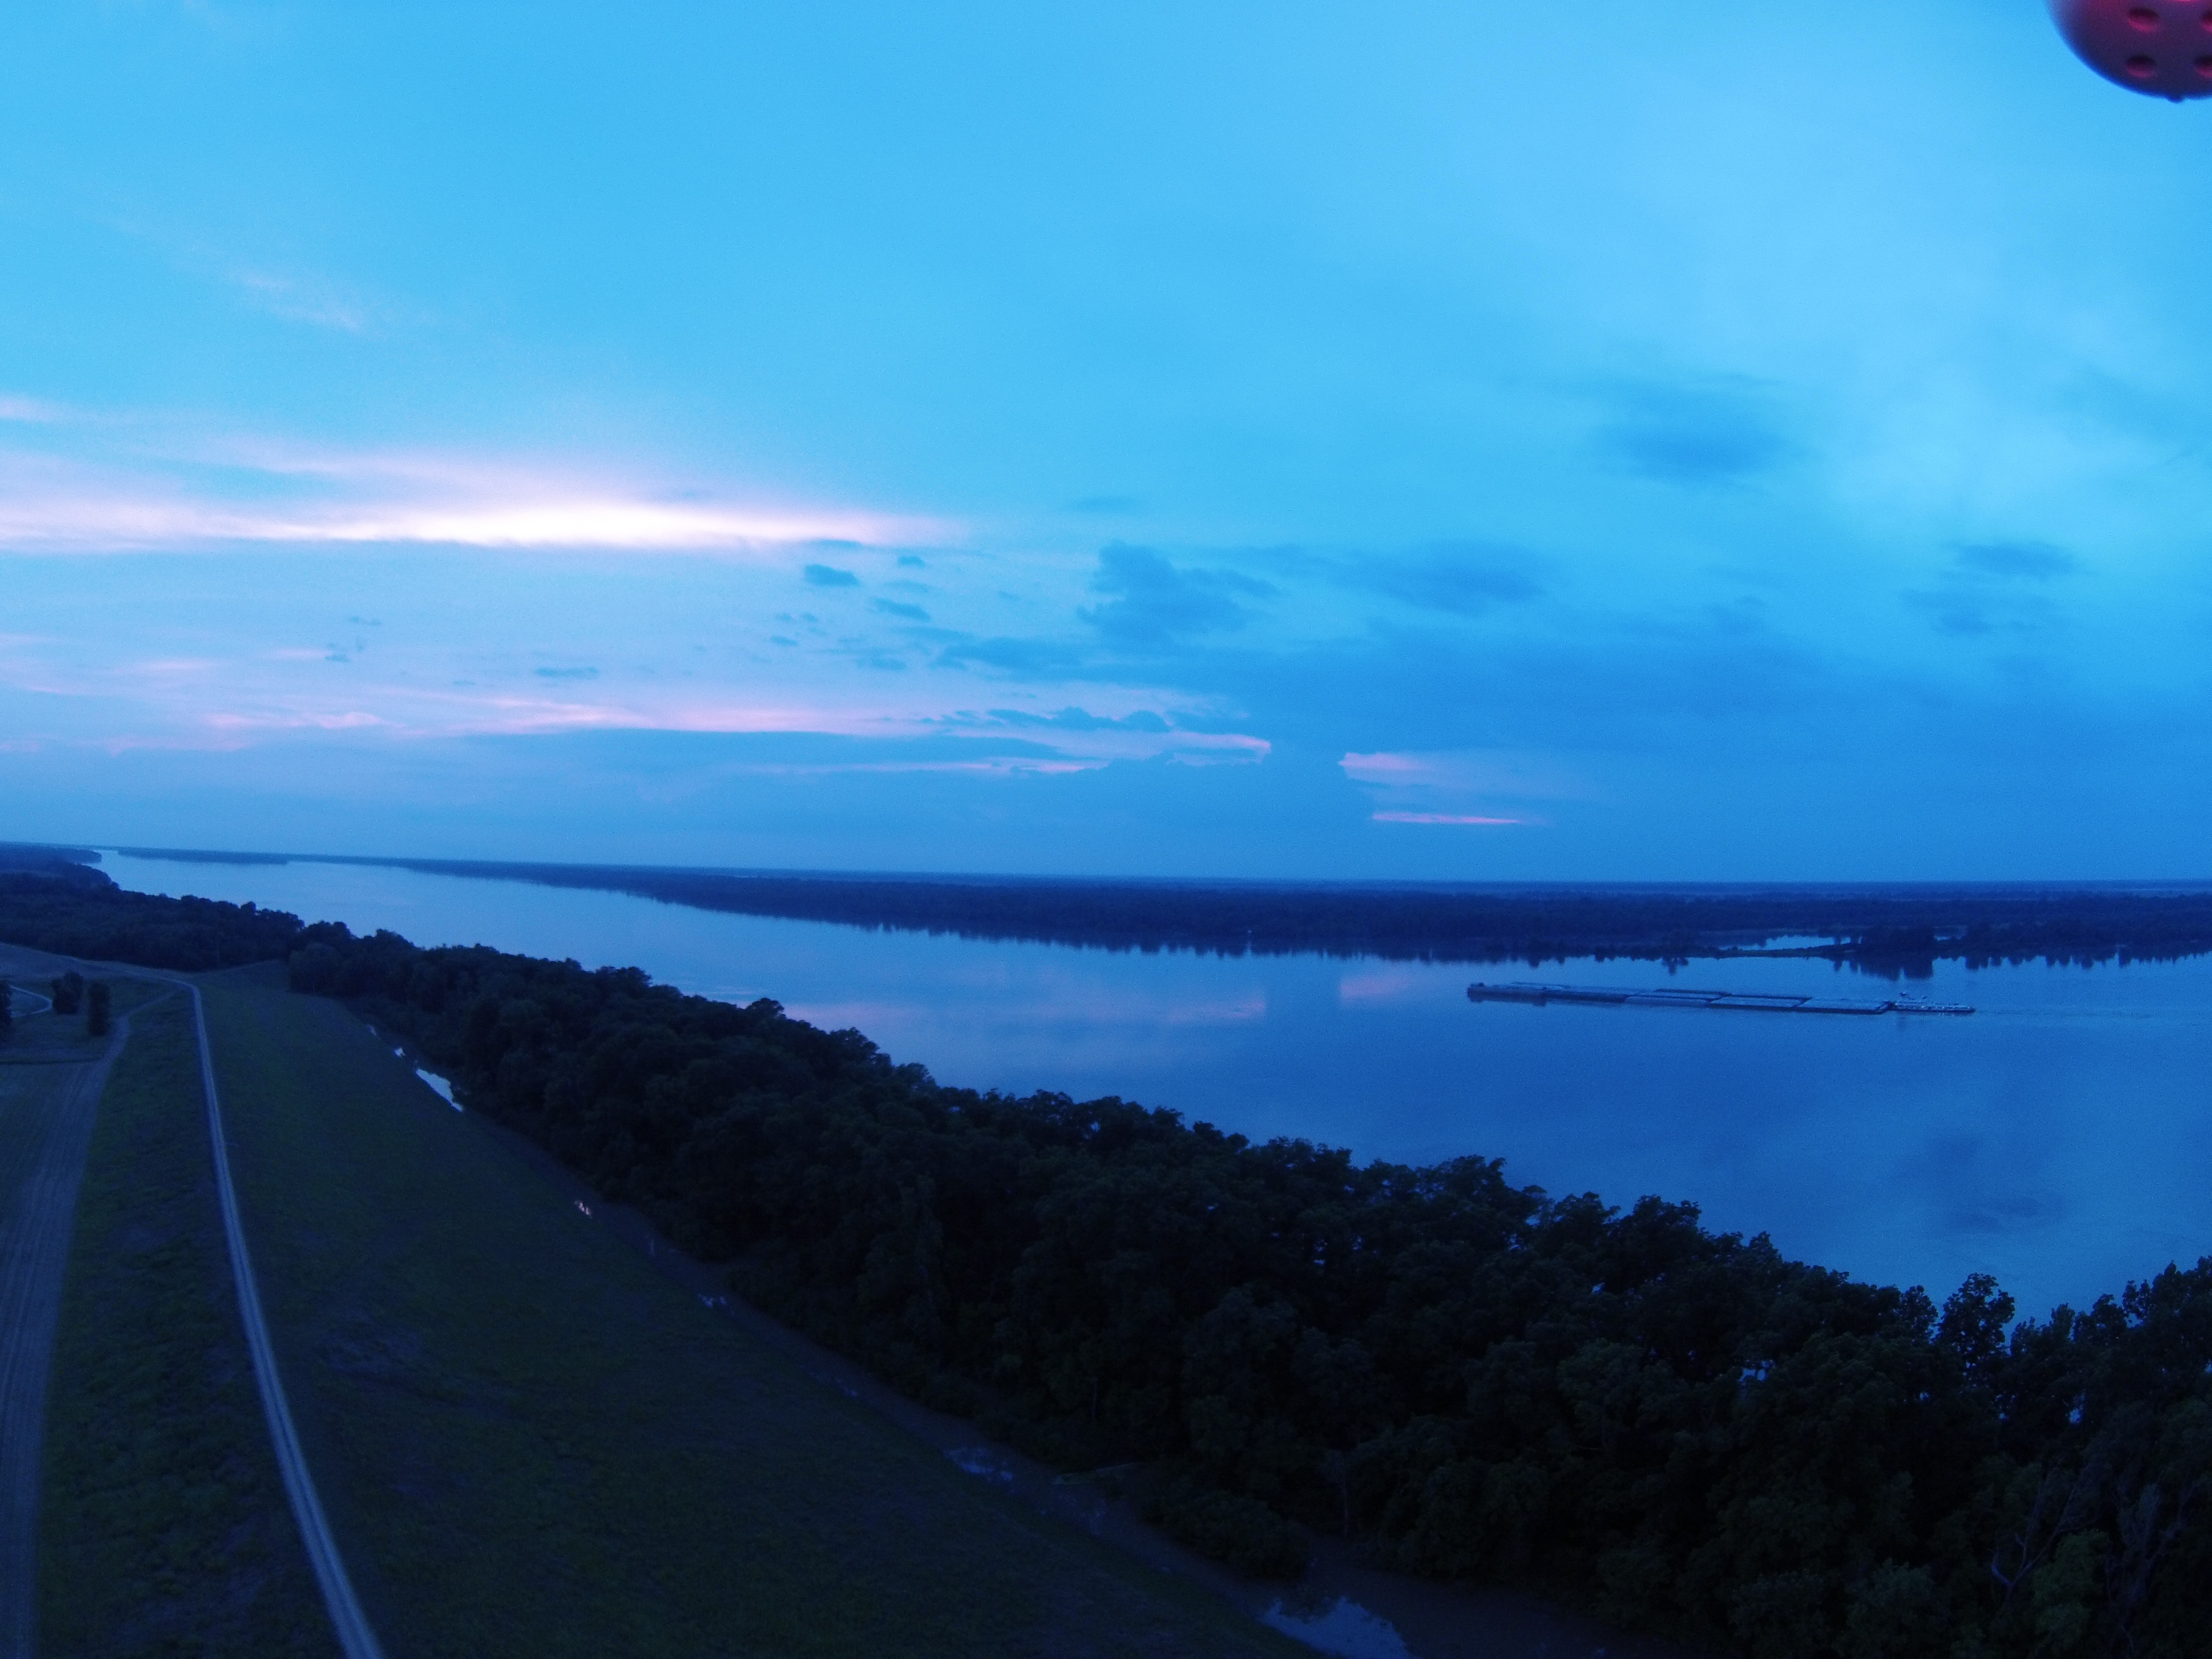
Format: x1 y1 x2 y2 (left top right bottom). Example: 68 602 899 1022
104 851 2212 1320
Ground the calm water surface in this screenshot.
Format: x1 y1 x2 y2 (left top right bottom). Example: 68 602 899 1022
108 852 2212 1318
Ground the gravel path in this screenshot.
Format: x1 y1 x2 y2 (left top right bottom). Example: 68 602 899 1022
183 981 386 1659
0 1015 127 1659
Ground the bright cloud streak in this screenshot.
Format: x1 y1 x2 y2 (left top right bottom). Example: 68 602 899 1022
0 486 929 551
0 403 938 551
1341 750 1591 799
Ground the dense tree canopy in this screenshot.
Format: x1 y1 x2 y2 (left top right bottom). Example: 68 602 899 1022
292 923 2211 1659
0 870 303 971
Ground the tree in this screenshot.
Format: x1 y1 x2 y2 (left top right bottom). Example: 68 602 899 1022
50 971 83 1015
86 980 110 1037
0 982 13 1041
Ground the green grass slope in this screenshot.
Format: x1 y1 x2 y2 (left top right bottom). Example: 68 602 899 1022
1 974 162 1067
201 967 1303 1659
38 989 336 1657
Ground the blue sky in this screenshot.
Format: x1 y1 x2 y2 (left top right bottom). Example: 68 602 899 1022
2 1 2207 877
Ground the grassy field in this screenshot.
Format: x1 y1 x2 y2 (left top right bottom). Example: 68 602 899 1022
0 1039 109 1654
37 987 337 1657
201 966 1304 1658
1 972 162 1066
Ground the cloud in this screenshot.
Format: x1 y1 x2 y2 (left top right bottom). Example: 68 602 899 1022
723 755 1102 778
934 636 1093 676
205 709 389 733
0 587 1277 768
1595 380 1795 486
95 210 386 335
0 493 913 553
1342 748 1589 797
1078 543 1274 646
930 705 1268 764
976 706 1173 734
1954 541 2078 582
804 563 861 586
0 405 941 553
1906 542 2081 637
229 267 373 333
0 394 66 424
1370 811 1523 825
0 438 928 552
1341 747 1586 827
872 597 930 621
1340 542 1545 615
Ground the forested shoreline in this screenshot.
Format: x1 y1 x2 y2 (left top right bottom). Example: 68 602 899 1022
288 927 2212 1658
109 847 2212 976
0 860 300 969
4 860 2208 1656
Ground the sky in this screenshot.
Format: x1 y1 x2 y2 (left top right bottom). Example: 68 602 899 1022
2 0 2208 879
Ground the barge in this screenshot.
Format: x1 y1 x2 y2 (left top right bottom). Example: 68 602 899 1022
1467 982 1974 1016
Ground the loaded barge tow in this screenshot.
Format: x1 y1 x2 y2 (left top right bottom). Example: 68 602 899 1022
1467 982 1974 1016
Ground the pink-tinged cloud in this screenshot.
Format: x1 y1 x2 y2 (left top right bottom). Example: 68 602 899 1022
205 710 390 732
0 489 927 552
0 417 944 551
1370 811 1525 825
0 395 67 424
724 758 1108 778
0 652 1270 761
1342 749 1590 797
1340 751 1431 781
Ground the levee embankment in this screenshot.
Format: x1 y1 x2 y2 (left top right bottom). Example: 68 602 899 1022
197 967 1302 1658
35 977 333 1657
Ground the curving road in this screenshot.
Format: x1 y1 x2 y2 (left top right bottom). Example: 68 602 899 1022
180 981 387 1659
1 987 52 1020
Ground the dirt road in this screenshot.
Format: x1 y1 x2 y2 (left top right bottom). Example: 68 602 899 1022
182 980 386 1659
0 995 128 1659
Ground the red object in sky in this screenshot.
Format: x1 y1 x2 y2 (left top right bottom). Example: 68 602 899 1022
2053 0 2212 99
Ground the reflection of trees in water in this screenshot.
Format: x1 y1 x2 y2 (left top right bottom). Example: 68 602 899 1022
327 860 2212 979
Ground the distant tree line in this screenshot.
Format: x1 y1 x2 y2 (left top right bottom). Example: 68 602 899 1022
285 922 2210 1659
267 858 2212 977
0 841 104 877
0 870 303 971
